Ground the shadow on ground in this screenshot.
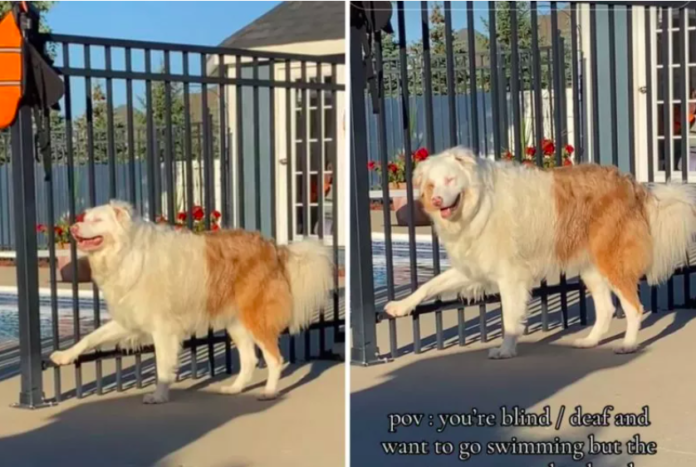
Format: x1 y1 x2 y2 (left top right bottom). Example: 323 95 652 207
0 359 338 467
353 308 696 467
0 389 269 467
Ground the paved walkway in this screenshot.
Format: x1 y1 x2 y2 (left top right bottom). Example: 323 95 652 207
0 355 344 467
352 291 696 467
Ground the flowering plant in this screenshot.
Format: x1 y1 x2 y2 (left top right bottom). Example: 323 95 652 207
502 139 574 169
368 147 430 184
156 205 222 233
36 212 86 247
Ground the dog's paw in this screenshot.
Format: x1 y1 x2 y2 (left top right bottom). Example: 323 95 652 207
257 391 279 401
143 392 169 404
219 384 244 395
384 300 414 318
50 350 77 366
573 337 600 349
614 344 638 355
488 346 517 360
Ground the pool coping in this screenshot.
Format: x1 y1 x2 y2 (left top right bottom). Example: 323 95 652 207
0 286 97 300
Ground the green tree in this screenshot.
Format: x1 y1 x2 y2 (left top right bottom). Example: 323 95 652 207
0 1 55 32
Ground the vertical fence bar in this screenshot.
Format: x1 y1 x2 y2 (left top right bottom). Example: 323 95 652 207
164 51 175 225
268 59 277 240
11 105 44 407
376 29 398 358
285 59 296 363
200 53 216 375
444 2 457 145
330 62 340 346
236 56 245 229
44 107 61 402
679 7 690 305
253 58 262 233
104 44 123 389
126 48 137 206
590 4 600 164
645 7 658 313
510 2 522 161
626 7 636 177
551 2 568 329
531 2 549 330
316 62 327 354
609 6 619 169
145 50 156 222
220 55 232 373
62 43 83 399
467 1 479 155
484 2 500 159
350 15 379 364
182 51 198 379
84 45 103 395
420 1 444 350
300 61 311 360
662 8 675 310
398 1 421 354
571 4 586 325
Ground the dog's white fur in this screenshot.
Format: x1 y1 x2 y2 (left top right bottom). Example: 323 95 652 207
50 201 332 403
385 147 696 358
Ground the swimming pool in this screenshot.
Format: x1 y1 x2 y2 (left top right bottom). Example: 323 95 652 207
0 293 108 350
372 238 449 289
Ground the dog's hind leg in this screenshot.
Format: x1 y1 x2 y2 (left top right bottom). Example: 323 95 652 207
220 320 258 395
143 331 181 404
385 268 470 317
573 267 615 349
252 333 283 401
610 282 643 354
50 321 131 366
489 280 529 359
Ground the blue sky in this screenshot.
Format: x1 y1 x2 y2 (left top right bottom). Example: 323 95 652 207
45 1 281 116
46 1 281 45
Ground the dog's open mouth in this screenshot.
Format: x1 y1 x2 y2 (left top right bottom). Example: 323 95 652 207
440 194 461 219
74 235 104 250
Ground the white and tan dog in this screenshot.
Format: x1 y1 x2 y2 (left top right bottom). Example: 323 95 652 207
50 201 333 403
385 147 696 358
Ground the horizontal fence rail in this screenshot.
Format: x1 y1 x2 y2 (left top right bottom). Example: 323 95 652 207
3 30 346 405
351 1 696 364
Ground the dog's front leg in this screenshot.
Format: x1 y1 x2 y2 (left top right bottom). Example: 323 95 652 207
385 268 470 317
489 280 530 360
143 331 181 404
50 321 131 366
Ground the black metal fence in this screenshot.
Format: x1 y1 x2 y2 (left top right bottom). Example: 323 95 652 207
6 24 345 407
351 1 696 365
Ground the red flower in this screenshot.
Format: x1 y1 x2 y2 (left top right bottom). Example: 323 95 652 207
525 146 536 156
177 212 187 222
542 140 555 156
76 212 86 223
388 162 398 174
212 223 220 231
563 158 573 166
414 147 429 162
212 210 221 220
565 144 574 155
193 206 205 221
503 150 513 160
54 226 63 236
36 224 45 233
367 161 377 170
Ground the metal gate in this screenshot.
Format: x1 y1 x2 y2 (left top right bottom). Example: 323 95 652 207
7 19 345 407
350 1 696 365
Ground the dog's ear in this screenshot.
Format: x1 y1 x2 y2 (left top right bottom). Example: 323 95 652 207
109 200 133 226
448 146 478 169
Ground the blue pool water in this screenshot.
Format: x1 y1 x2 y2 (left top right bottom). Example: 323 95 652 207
0 293 108 349
372 240 449 289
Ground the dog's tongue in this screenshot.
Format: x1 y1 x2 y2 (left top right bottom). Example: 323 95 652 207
440 207 453 219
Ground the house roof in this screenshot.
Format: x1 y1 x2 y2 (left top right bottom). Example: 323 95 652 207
219 1 345 49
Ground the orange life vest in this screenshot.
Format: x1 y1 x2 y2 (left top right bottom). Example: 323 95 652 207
0 3 25 129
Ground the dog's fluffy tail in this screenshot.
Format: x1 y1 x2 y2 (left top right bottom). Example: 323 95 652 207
646 183 696 285
282 239 333 334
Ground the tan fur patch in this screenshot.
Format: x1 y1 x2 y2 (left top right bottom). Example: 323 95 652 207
553 164 652 315
204 230 292 351
420 181 437 213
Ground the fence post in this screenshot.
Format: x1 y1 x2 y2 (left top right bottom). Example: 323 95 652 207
349 20 380 365
11 104 46 408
